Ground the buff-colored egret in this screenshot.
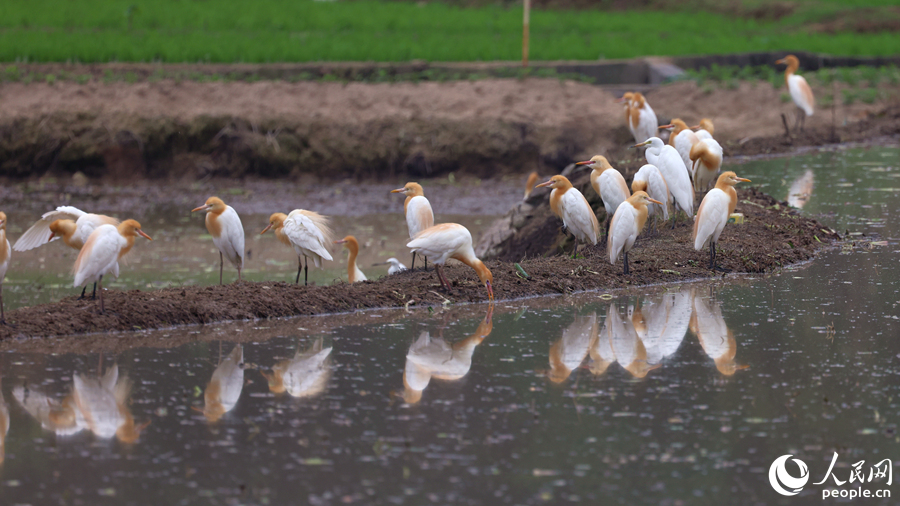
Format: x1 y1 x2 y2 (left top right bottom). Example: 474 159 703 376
535 175 599 257
776 55 815 131
334 235 367 283
391 182 434 270
693 172 751 270
192 197 245 284
73 220 152 314
406 223 493 301
607 192 662 275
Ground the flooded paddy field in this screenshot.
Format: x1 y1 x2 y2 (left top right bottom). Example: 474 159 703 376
0 145 896 503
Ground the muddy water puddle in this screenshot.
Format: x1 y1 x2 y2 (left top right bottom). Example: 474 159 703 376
0 146 898 504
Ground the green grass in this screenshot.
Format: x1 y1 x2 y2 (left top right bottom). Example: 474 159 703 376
0 0 898 63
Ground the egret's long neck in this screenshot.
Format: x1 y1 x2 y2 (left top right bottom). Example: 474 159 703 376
274 225 291 247
346 242 360 282
118 235 137 259
783 61 798 85
716 180 739 215
549 187 568 218
452 250 490 284
55 221 79 249
0 229 7 265
635 203 650 233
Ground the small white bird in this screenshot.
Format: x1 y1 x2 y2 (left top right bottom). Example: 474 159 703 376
195 345 244 423
662 119 700 175
535 175 600 257
575 155 630 246
261 210 334 286
374 257 407 275
631 164 670 223
72 219 152 314
391 182 434 270
776 55 815 131
406 223 493 301
334 235 367 283
192 196 245 284
689 138 724 192
635 137 694 219
691 118 716 141
628 92 659 145
693 171 751 270
262 338 332 398
0 212 9 323
607 192 662 275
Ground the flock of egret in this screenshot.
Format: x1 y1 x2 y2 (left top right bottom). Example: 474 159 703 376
0 55 814 315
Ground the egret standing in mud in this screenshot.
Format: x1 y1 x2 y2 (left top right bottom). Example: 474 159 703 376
631 164 670 230
535 175 599 258
689 136 724 192
776 55 814 132
261 210 334 286
374 257 407 275
391 182 434 270
635 137 694 222
693 172 751 270
625 92 658 145
406 223 493 302
14 206 119 299
192 197 245 284
0 212 9 323
661 119 700 174
576 156 629 246
334 235 367 283
73 220 152 314
608 192 663 275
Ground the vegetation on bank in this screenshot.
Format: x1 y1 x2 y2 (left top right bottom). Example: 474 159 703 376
1 0 898 63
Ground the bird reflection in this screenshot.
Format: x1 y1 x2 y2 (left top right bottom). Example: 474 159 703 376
196 344 244 422
589 313 615 376
634 289 691 367
0 378 8 465
786 169 814 209
262 338 332 398
690 289 747 376
548 313 596 383
607 303 658 378
402 306 493 403
13 363 147 443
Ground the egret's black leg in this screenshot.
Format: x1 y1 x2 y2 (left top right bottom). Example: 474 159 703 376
295 257 302 284
709 241 716 270
91 283 97 300
78 286 87 300
304 257 309 286
219 252 224 285
603 216 611 248
623 251 629 275
424 256 428 271
411 252 416 270
98 275 105 314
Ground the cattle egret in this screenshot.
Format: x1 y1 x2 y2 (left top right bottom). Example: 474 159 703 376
391 182 434 270
662 119 700 174
607 303 659 378
635 137 694 219
547 313 596 383
71 364 147 443
374 257 407 275
334 235 367 283
406 223 493 301
0 212 8 323
691 118 716 141
690 289 747 376
192 197 245 284
535 175 599 257
689 138 724 192
261 210 333 286
524 171 539 200
776 55 815 131
693 172 751 270
628 92 659 145
262 338 332 398
575 155 630 245
73 220 152 314
196 345 244 423
631 164 670 231
607 192 662 275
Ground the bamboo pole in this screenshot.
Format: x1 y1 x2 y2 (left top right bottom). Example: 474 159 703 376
522 0 530 68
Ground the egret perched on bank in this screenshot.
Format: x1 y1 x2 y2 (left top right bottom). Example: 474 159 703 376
391 182 434 270
627 92 658 145
0 212 9 323
617 92 636 141
776 55 814 131
631 164 670 224
192 197 245 284
334 235 367 283
374 257 407 275
635 137 694 219
662 119 700 174
693 171 751 270
691 118 716 141
261 210 334 286
535 175 599 257
523 172 539 201
607 192 662 275
72 220 152 314
15 206 120 298
575 155 629 246
406 223 493 301
689 137 724 192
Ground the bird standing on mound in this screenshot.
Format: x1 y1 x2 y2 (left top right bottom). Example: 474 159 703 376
691 118 716 141
576 155 630 247
406 223 493 302
662 119 700 174
776 55 815 132
635 137 694 221
261 210 334 286
192 197 245 284
627 92 659 145
335 235 367 283
689 137 724 193
391 182 434 270
374 257 407 275
607 192 663 275
72 219 152 314
535 175 599 258
0 212 9 323
693 171 751 270
631 164 670 231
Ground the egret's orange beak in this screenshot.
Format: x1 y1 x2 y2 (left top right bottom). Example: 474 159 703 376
574 160 594 166
658 124 674 130
48 232 56 241
260 224 273 235
689 124 701 130
138 230 153 241
535 180 555 188
390 188 405 194
615 96 628 103
648 198 664 205
736 177 751 182
775 58 785 65
191 204 211 213
486 280 494 302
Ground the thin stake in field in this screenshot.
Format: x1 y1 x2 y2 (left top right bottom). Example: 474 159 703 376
522 0 530 68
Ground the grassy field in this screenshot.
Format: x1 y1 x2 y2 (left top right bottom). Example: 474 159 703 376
1 0 899 63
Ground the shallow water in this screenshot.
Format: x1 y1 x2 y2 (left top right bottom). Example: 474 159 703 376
0 146 898 504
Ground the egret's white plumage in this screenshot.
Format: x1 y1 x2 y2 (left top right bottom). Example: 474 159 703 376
577 155 630 219
635 289 691 366
199 345 244 423
637 137 694 216
607 303 658 378
607 192 661 274
690 288 745 376
0 212 9 322
535 175 599 254
629 92 658 144
262 210 334 285
192 197 245 284
382 257 408 275
335 235 367 283
406 223 493 301
666 119 701 174
263 338 332 398
72 219 151 313
777 55 814 128
693 171 750 269
547 313 596 383
14 206 119 252
392 182 435 269
631 164 670 221
690 138 724 192
692 118 715 141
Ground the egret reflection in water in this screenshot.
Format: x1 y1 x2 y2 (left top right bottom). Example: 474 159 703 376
786 169 815 209
636 288 692 367
262 337 332 398
607 303 658 378
547 312 596 383
196 344 244 423
0 377 7 465
690 288 747 376
402 305 493 403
